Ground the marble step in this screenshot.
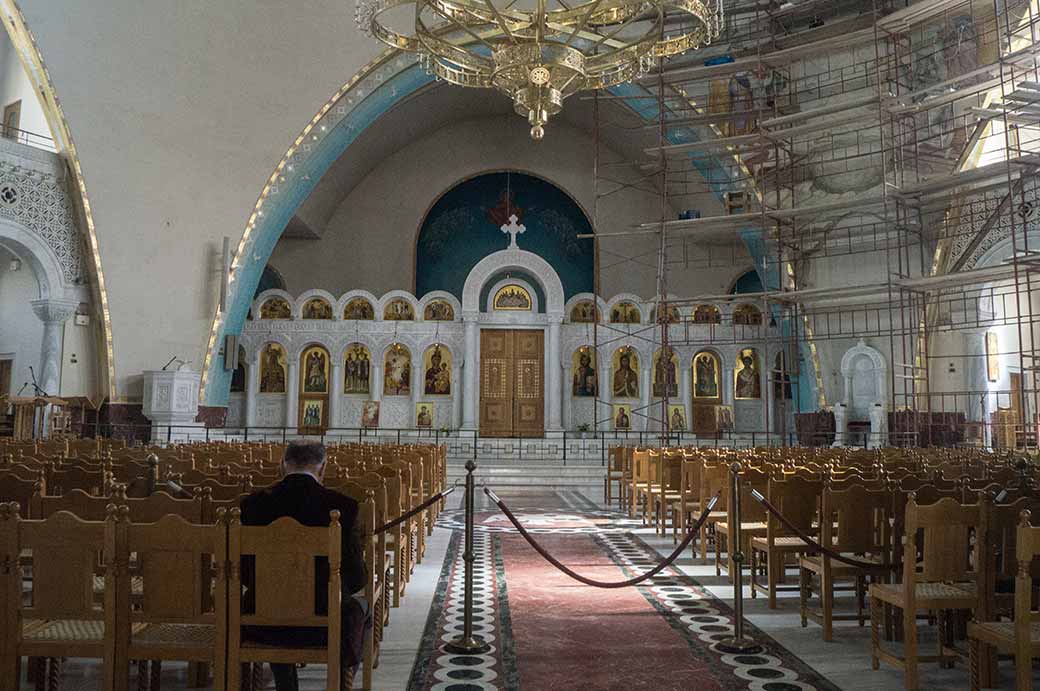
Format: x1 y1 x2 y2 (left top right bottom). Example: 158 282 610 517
447 462 606 487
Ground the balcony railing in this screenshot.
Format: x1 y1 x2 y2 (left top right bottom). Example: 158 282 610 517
0 124 56 153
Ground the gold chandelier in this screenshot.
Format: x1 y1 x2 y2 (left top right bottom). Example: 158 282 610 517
356 0 723 139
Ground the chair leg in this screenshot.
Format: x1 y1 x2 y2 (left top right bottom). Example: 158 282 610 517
968 637 980 691
904 606 918 691
767 550 779 609
150 660 162 691
821 565 833 642
136 661 149 691
798 566 809 628
869 594 881 670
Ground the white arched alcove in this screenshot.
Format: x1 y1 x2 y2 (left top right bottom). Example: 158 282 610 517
834 339 887 447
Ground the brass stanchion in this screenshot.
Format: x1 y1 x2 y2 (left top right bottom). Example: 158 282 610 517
444 459 492 654
718 462 761 654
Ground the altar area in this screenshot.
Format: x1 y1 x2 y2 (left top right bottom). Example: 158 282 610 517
227 217 788 441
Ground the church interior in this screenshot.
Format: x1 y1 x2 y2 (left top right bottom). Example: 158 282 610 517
1 0 1040 689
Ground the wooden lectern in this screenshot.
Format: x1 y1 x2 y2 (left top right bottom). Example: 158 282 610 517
1 395 68 440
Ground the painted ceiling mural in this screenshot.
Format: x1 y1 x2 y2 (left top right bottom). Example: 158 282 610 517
415 172 594 300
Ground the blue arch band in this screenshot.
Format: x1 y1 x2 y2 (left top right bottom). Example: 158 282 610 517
207 57 817 413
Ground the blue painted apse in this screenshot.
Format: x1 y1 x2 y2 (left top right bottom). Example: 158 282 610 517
415 172 594 300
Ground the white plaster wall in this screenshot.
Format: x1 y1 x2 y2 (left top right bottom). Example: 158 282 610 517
0 245 42 396
0 31 49 138
15 0 385 401
270 115 743 300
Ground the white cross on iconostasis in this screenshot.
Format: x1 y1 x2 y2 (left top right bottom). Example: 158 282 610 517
501 214 526 249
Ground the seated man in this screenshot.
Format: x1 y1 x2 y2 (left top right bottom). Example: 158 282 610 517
240 441 369 691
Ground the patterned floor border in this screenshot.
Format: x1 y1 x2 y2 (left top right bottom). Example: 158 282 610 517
595 531 842 691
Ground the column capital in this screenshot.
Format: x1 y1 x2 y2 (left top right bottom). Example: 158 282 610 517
30 298 78 325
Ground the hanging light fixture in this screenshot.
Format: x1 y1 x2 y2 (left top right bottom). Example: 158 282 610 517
356 0 723 139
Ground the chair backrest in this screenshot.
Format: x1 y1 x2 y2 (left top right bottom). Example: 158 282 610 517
702 461 729 512
120 489 206 524
1015 511 1040 646
730 466 768 524
767 475 821 538
0 473 45 515
1 503 116 623
32 487 113 521
229 508 341 628
904 495 987 586
986 497 1040 594
48 465 111 496
823 484 892 555
121 511 226 625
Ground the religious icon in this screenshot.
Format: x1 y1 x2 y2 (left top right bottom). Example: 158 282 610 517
361 400 380 428
493 284 532 310
259 344 287 394
716 405 734 431
415 403 433 428
343 343 371 395
735 348 762 399
570 300 599 323
300 399 324 428
384 344 411 396
259 297 291 320
613 404 632 431
986 331 999 382
384 299 415 321
694 351 720 399
302 298 332 319
610 302 641 324
733 304 762 326
572 348 597 397
343 297 374 320
301 346 329 395
693 304 721 324
423 345 452 396
668 404 686 432
612 348 639 399
423 300 455 321
653 347 679 398
653 305 681 324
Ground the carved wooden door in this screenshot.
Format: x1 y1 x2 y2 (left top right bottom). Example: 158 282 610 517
479 329 544 437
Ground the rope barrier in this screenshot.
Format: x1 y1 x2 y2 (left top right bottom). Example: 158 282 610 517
375 485 456 535
484 487 720 588
748 489 897 571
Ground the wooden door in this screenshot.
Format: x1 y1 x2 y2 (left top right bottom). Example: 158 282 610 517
479 330 544 437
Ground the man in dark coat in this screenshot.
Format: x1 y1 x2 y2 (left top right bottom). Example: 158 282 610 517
240 441 369 691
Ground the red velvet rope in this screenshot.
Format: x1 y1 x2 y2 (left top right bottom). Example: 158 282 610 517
375 486 455 535
485 488 720 588
749 490 897 571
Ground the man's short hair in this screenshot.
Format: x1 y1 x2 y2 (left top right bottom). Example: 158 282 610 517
283 441 327 468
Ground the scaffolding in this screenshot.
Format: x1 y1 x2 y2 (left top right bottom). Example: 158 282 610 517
589 0 1040 448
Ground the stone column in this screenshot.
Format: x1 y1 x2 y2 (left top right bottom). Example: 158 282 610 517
680 360 693 434
597 359 612 431
547 318 562 431
562 363 573 430
286 360 299 431
462 318 479 430
371 362 384 403
451 363 462 429
245 356 258 428
330 358 343 432
30 298 77 398
639 362 652 431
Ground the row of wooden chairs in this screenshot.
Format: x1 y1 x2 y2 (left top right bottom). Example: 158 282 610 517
0 495 376 691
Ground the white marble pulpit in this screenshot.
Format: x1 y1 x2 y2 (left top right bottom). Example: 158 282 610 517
142 366 202 443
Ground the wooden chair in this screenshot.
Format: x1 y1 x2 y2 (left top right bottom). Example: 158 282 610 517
0 473 45 516
799 485 893 640
869 495 989 690
968 509 1040 691
373 465 407 607
226 492 376 691
604 447 627 510
750 475 822 608
114 509 228 691
699 460 729 560
629 448 650 520
652 451 684 540
0 502 118 691
715 466 768 580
